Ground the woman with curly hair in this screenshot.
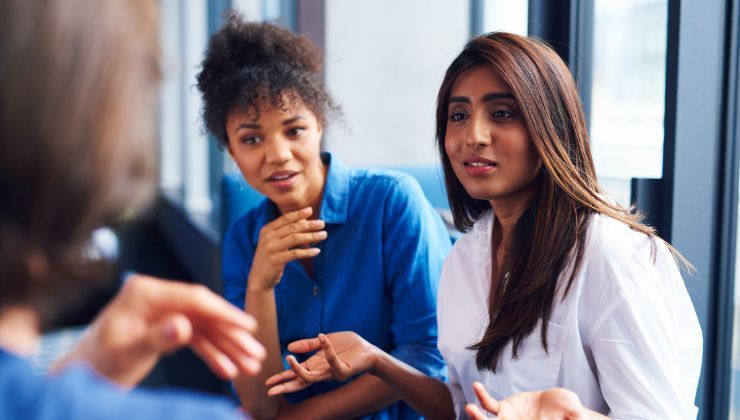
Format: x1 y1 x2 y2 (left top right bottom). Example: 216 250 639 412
196 14 451 419
265 32 703 419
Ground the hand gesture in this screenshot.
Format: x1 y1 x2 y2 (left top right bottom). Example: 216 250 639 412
465 382 588 420
249 207 326 291
56 275 266 387
265 332 377 396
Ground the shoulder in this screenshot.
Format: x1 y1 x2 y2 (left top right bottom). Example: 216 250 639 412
577 213 677 302
349 168 425 199
582 214 655 271
441 210 492 285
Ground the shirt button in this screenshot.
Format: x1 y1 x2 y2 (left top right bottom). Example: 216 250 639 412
312 285 319 296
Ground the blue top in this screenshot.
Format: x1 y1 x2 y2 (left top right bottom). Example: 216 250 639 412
0 347 240 420
223 153 451 419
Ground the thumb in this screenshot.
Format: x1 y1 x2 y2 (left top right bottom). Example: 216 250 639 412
149 314 193 354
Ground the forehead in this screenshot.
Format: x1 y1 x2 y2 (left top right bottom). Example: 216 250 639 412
450 66 511 97
229 93 312 123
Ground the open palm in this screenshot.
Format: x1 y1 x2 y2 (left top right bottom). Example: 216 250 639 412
466 382 589 420
265 331 377 396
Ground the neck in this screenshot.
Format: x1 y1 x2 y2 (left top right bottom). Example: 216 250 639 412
489 191 533 240
0 305 40 355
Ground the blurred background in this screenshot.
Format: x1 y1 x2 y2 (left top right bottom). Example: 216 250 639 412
39 1 740 419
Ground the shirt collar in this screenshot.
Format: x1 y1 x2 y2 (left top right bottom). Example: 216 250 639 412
318 152 350 225
250 152 350 244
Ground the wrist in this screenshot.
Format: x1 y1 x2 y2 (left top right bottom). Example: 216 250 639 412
246 284 275 294
368 345 390 377
246 274 278 294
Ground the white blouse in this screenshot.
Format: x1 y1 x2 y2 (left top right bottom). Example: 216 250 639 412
437 211 703 419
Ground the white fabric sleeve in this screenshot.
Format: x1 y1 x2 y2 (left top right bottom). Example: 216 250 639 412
589 248 701 420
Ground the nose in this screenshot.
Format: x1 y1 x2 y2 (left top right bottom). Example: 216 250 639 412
265 137 292 165
465 113 491 148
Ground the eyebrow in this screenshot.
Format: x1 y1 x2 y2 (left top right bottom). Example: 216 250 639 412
448 92 515 104
233 115 307 134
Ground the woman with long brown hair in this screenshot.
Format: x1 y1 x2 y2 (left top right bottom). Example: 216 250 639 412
264 32 703 419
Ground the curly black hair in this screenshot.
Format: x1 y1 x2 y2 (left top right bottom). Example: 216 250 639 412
196 12 338 149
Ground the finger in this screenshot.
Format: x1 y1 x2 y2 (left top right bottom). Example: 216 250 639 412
265 369 298 386
191 336 239 379
271 230 327 251
209 325 267 361
198 327 264 376
287 355 325 383
472 382 499 413
319 333 352 380
149 314 192 354
264 207 314 232
270 247 321 265
286 337 323 354
267 378 312 396
272 217 325 240
126 276 258 333
465 404 491 420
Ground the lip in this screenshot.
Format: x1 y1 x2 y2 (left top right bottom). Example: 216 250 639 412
462 156 497 177
265 171 299 189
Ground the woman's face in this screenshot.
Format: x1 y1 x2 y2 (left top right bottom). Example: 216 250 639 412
444 66 540 209
225 97 325 214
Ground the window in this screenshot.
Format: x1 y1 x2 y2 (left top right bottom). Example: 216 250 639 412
590 0 668 206
159 0 210 217
476 0 528 36
324 0 469 167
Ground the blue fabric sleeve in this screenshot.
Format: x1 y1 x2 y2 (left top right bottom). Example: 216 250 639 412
381 174 450 379
0 350 241 420
222 217 253 311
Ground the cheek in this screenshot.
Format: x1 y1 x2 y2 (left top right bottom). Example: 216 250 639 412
512 140 540 178
232 152 261 181
444 130 461 157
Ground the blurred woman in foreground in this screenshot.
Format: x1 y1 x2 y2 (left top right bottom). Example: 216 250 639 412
0 1 264 418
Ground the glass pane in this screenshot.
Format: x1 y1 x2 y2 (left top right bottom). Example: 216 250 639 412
733 250 740 418
481 0 528 36
159 0 184 197
590 0 668 206
732 177 740 417
232 0 287 23
324 0 469 167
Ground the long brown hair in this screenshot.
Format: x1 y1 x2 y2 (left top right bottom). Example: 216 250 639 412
436 33 659 372
0 0 160 320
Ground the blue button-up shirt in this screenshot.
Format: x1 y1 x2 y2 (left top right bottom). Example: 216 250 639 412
223 154 451 419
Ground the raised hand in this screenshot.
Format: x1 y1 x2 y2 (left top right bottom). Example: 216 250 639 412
55 275 266 387
248 206 327 291
265 332 378 396
465 382 589 420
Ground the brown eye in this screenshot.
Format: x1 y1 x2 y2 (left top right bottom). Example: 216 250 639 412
491 109 514 119
287 127 305 137
449 112 467 122
241 136 262 145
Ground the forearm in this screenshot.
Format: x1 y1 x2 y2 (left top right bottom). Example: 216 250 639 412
287 373 398 420
371 350 455 420
235 287 284 418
